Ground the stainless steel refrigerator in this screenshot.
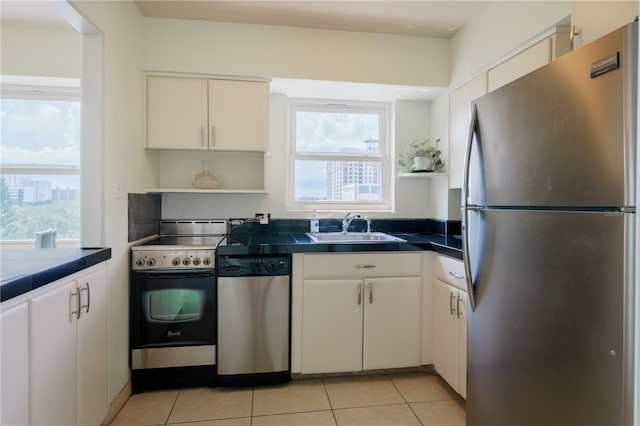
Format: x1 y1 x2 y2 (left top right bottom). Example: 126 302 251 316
462 21 637 426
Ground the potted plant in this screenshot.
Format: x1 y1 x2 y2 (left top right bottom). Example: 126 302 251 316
397 138 444 172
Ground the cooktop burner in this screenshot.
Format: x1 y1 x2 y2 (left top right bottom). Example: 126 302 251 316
131 220 228 270
140 236 226 247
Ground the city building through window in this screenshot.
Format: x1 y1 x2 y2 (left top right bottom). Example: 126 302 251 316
0 77 81 243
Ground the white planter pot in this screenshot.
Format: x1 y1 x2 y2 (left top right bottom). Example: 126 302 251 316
412 156 433 171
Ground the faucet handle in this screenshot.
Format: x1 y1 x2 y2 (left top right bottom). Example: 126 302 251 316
363 216 371 233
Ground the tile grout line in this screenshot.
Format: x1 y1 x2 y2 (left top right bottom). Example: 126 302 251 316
388 373 426 426
250 386 255 425
164 389 181 426
321 377 339 426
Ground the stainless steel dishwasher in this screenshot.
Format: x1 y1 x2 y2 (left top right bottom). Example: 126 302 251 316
216 254 291 386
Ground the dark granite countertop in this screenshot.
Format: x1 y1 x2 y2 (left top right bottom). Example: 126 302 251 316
217 219 462 260
1 248 112 303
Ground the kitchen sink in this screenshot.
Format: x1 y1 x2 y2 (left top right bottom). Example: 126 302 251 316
306 232 406 244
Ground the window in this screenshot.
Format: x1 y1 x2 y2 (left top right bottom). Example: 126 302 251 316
288 100 391 211
0 77 81 243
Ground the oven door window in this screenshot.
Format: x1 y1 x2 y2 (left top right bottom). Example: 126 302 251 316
131 271 216 348
143 289 206 322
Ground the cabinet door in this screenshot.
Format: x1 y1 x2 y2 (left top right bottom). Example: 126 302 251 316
488 38 552 92
30 280 78 426
76 267 108 425
147 76 209 150
449 73 487 189
363 277 421 370
432 279 459 391
208 79 269 152
457 290 468 399
1 303 29 426
301 279 363 373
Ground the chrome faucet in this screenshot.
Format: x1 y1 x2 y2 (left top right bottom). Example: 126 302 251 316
342 212 361 234
363 216 371 234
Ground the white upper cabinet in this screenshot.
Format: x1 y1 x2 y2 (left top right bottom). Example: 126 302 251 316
449 73 487 189
147 76 209 150
208 79 269 152
448 28 571 190
488 38 553 92
146 76 269 152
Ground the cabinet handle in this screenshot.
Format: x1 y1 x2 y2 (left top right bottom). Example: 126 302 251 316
69 288 80 322
450 292 456 316
449 271 464 280
200 126 206 146
456 294 463 319
210 126 215 146
355 264 376 269
368 281 373 304
357 282 363 305
80 282 91 314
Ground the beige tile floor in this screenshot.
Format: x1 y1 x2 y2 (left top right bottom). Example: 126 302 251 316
110 372 465 426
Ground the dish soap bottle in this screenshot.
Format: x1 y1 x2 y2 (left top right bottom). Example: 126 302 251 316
310 210 320 234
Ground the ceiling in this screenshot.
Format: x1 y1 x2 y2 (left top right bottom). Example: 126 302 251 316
1 1 488 38
134 0 488 38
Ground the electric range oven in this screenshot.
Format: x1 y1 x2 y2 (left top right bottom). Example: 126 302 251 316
130 220 226 391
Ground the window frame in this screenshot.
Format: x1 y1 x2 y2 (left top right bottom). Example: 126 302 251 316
287 98 393 212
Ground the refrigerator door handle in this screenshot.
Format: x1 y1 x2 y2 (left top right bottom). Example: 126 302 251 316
463 206 477 311
463 104 479 311
462 104 478 208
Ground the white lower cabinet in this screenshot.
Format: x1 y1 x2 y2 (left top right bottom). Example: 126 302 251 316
1 302 30 425
432 255 468 398
29 264 108 425
302 279 363 373
300 253 422 374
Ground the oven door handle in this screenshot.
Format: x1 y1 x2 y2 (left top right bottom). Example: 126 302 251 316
135 271 215 279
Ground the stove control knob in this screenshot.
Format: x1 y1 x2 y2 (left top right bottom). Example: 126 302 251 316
136 258 146 268
203 257 212 266
147 258 156 267
172 258 181 266
192 258 201 266
182 258 191 266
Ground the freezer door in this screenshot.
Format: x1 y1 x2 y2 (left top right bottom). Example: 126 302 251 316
466 209 630 426
470 22 636 208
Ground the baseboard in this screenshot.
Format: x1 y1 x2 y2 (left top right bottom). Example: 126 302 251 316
102 380 132 425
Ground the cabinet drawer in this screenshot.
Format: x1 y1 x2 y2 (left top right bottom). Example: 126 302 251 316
303 253 421 279
434 254 466 291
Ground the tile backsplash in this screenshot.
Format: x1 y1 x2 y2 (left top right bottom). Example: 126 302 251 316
128 193 161 242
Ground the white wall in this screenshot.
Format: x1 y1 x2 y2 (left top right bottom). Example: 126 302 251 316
450 1 572 87
426 91 453 220
393 101 435 218
0 21 81 78
70 0 145 404
144 17 454 221
142 18 450 87
161 97 438 220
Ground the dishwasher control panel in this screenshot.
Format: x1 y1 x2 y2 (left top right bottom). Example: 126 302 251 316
217 255 291 276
